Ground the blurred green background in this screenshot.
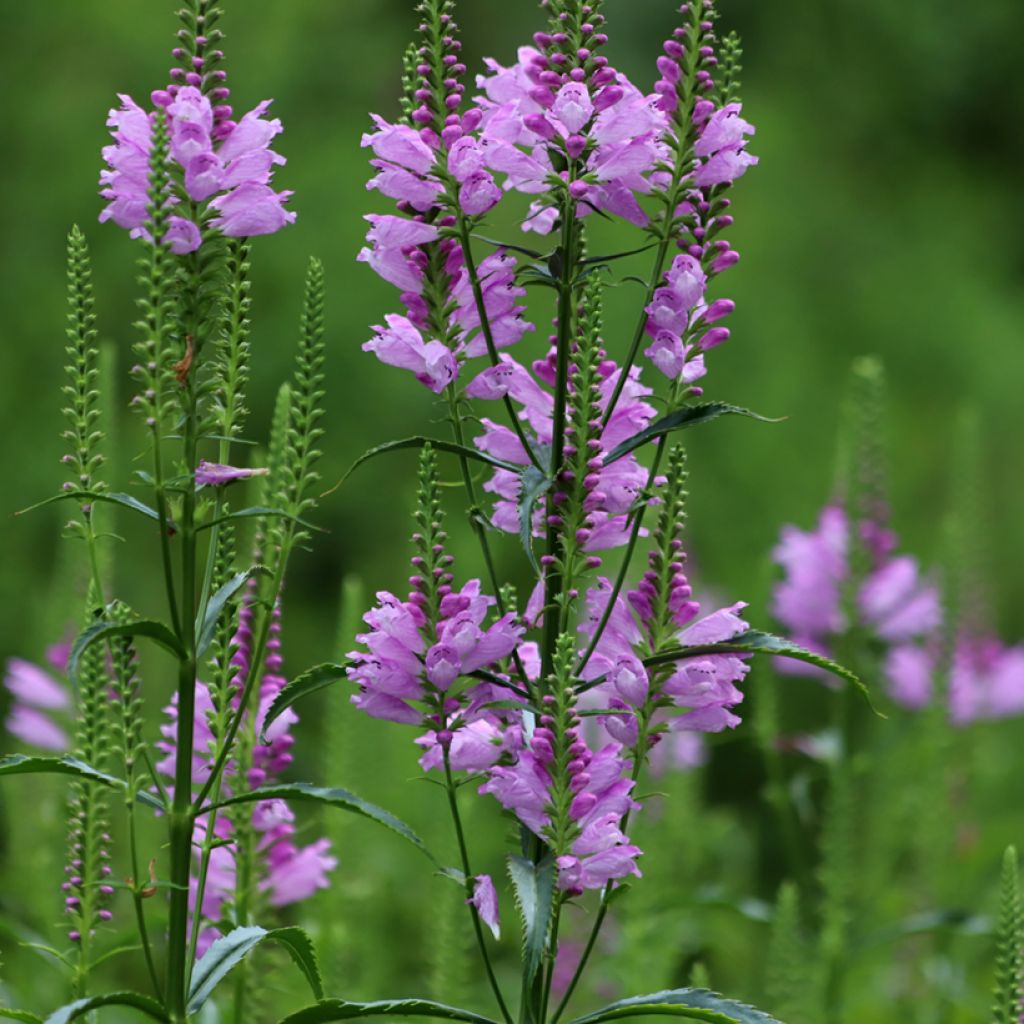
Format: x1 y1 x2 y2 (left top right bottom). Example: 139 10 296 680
1 0 1022 1017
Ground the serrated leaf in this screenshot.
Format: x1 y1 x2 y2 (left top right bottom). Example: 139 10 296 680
566 989 785 1024
196 565 270 660
641 631 877 712
278 999 500 1024
518 466 552 575
260 661 350 742
605 403 781 465
188 925 323 1012
196 506 323 534
43 991 168 1024
68 618 184 691
207 783 432 861
0 1010 44 1023
327 437 520 497
15 490 163 524
0 755 162 810
507 854 556 987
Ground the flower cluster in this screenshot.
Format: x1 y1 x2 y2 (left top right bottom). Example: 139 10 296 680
158 599 335 952
3 649 72 752
100 84 294 251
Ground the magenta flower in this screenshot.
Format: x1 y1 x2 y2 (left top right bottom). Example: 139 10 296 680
363 315 459 394
469 875 501 939
4 657 71 752
99 87 294 250
195 461 269 487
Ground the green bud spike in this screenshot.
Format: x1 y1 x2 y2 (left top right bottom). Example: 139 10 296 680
412 444 450 629
716 31 744 105
992 846 1023 1024
765 882 814 1024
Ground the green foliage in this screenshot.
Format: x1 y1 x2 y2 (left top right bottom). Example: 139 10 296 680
716 31 744 106
991 846 1023 1024
507 854 556 991
565 989 785 1024
108 602 145 794
765 883 813 1024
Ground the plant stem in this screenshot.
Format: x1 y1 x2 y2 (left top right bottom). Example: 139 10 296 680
442 748 513 1024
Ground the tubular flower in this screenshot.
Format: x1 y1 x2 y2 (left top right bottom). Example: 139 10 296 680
4 654 72 752
469 352 656 552
99 86 294 250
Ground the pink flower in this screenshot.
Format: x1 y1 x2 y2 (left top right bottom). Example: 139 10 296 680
195 461 270 487
469 875 501 939
363 315 458 394
4 656 71 752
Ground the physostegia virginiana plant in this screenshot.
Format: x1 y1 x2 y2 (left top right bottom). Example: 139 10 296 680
0 1 880 1022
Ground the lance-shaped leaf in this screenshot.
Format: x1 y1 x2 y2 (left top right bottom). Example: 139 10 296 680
188 925 322 1013
44 992 169 1024
0 755 163 811
326 436 521 497
566 989 785 1024
260 661 350 742
196 564 270 660
507 853 556 988
605 403 781 465
16 490 163 524
206 782 432 861
518 465 552 575
642 631 876 712
68 618 184 690
278 999 500 1024
196 505 323 534
0 1010 44 1023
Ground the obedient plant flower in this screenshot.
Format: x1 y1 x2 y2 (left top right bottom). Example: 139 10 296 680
3 654 72 752
469 875 501 939
100 82 294 249
195 460 269 487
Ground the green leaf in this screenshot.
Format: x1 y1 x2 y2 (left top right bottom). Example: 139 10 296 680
188 925 322 1013
260 661 350 742
579 242 656 267
0 755 163 811
196 505 322 534
566 989 785 1024
15 490 164 524
207 783 432 861
518 465 552 575
43 991 168 1024
605 403 781 464
278 999 500 1024
327 437 521 496
68 619 184 691
507 853 556 988
0 1010 44 1023
642 631 877 712
196 565 270 660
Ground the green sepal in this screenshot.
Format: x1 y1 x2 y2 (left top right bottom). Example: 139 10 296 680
195 564 270 660
259 661 350 742
206 782 432 861
0 755 162 810
605 403 782 464
565 989 786 1024
640 631 877 712
188 925 323 1013
277 999 500 1024
43 992 169 1024
507 853 556 989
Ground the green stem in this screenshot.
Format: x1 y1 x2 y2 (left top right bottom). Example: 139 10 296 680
442 748 513 1024
455 217 543 473
129 798 164 999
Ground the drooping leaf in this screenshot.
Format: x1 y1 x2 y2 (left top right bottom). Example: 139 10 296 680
278 999 500 1024
44 991 169 1024
15 490 163 524
196 505 323 534
68 618 184 690
507 853 556 987
566 989 785 1024
207 783 432 860
326 437 521 497
0 755 162 811
641 631 876 711
196 565 270 660
260 661 350 742
605 403 781 464
188 925 323 1012
518 466 552 574
579 242 656 267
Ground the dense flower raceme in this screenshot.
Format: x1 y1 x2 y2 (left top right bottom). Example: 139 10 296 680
470 352 656 552
99 85 294 252
580 576 751 740
359 218 534 392
3 647 73 752
158 599 335 952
